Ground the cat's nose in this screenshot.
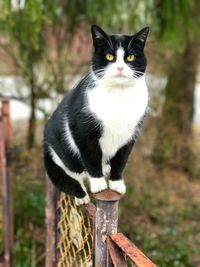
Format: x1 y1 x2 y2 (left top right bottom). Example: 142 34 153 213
117 67 124 72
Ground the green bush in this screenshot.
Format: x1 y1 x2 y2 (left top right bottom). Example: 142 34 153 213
119 183 200 266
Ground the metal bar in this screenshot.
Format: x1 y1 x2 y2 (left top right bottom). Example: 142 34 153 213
55 190 60 265
92 218 96 267
94 189 122 267
108 237 127 267
110 233 157 267
2 100 12 150
84 203 96 223
1 100 13 267
45 176 58 267
83 203 97 267
0 121 10 267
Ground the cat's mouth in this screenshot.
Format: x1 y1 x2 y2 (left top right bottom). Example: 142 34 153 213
114 73 127 78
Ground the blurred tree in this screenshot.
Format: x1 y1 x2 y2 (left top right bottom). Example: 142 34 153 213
152 0 200 172
0 0 51 148
0 0 88 148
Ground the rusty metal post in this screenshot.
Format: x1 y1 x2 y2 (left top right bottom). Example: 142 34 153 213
2 100 12 150
94 189 122 267
1 99 13 267
45 176 59 267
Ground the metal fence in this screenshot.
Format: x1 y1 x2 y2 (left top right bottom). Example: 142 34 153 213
57 193 93 266
45 178 96 267
45 180 157 267
0 99 13 267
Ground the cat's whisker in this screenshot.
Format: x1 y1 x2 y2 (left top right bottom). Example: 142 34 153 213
94 70 106 76
132 70 144 79
134 70 144 73
134 70 144 76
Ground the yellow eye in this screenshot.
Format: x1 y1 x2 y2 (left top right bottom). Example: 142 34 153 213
106 54 114 61
126 54 135 62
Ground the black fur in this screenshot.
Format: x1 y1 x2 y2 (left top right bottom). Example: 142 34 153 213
44 25 149 199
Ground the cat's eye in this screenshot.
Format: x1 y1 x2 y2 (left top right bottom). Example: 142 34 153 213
105 54 115 61
126 54 135 62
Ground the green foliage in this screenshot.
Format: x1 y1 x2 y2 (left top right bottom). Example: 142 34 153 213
153 0 200 51
11 143 45 266
119 180 200 266
14 183 44 229
14 228 44 267
2 0 44 68
86 0 150 32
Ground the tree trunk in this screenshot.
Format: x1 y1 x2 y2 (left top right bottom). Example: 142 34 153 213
27 77 36 149
152 42 198 171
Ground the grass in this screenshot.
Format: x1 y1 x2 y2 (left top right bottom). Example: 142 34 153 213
119 181 200 266
13 182 45 267
11 140 45 267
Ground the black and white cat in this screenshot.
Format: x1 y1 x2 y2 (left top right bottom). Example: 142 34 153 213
44 25 149 205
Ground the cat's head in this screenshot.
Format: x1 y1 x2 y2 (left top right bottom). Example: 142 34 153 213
91 25 149 85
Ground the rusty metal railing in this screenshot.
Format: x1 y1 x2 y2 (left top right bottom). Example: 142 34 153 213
0 99 13 267
45 182 157 267
93 189 156 267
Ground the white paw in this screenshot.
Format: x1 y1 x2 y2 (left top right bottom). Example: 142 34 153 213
90 177 107 193
109 180 126 195
75 194 90 206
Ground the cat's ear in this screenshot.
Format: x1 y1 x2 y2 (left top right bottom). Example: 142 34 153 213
128 27 149 51
91 25 112 49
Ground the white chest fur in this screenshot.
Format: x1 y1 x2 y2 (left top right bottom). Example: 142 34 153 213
87 76 148 159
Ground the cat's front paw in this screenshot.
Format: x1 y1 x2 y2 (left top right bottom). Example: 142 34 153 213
90 177 107 193
109 180 126 195
75 194 90 206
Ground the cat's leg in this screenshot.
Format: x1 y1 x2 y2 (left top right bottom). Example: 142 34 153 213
78 138 107 193
109 140 134 194
44 151 90 205
74 175 90 206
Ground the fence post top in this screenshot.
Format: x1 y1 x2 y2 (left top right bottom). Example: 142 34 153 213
94 189 123 202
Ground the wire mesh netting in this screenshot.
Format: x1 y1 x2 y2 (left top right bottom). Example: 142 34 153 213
57 193 93 267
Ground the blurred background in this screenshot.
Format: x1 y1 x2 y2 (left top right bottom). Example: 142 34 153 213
0 0 200 266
